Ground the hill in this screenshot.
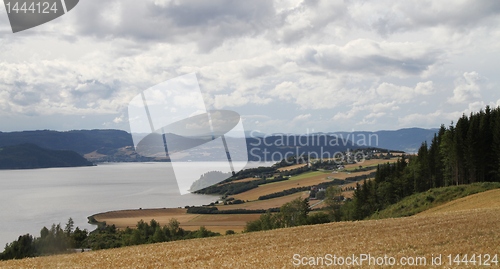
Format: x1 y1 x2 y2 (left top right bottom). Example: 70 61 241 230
0 129 134 155
368 182 500 219
418 188 500 216
1 194 498 268
0 144 93 169
0 128 436 163
332 127 438 153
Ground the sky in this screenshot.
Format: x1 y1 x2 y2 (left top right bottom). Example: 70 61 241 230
0 0 499 134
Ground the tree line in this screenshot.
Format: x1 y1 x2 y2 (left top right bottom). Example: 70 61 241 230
0 217 220 261
245 106 500 230
341 106 500 220
0 218 87 260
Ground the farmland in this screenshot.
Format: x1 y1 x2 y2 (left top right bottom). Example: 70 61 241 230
92 157 398 234
2 190 499 268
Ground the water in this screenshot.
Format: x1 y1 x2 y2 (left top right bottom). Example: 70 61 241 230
0 162 267 250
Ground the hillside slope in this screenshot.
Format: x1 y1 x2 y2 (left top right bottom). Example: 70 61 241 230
2 192 499 268
418 188 500 216
0 144 93 169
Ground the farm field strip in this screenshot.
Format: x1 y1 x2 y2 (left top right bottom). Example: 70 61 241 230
4 205 499 268
277 163 307 171
218 191 309 210
233 169 378 201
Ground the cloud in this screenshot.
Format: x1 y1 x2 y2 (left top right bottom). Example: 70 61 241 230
398 110 456 128
292 113 311 122
113 115 124 123
448 71 482 104
1 0 500 133
285 39 443 77
415 81 435 95
70 0 276 52
366 0 500 36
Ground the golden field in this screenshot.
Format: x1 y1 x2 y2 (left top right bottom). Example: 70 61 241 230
2 194 499 268
92 208 261 234
232 169 377 202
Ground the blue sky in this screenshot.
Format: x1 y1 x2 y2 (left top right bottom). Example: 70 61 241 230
0 0 499 134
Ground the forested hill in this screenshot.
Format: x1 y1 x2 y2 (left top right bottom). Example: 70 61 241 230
346 105 500 220
0 128 437 162
0 144 93 169
0 129 134 155
332 128 438 153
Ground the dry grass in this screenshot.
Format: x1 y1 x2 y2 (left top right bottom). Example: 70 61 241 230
233 170 377 202
277 163 307 172
229 177 261 183
418 188 500 216
93 208 262 234
218 192 309 211
3 205 499 268
232 173 329 201
182 214 261 234
94 193 310 234
93 208 197 229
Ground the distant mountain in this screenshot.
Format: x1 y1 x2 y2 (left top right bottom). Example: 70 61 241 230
332 128 439 153
0 128 437 163
0 129 134 155
0 144 93 169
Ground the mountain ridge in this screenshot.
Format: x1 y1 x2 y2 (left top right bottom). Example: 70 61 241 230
0 128 437 162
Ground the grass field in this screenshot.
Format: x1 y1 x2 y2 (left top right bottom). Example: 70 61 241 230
92 208 261 234
369 182 500 219
217 191 309 211
93 208 196 229
93 192 310 234
233 169 378 202
277 163 307 172
418 188 500 216
3 193 499 268
91 158 397 239
231 173 328 201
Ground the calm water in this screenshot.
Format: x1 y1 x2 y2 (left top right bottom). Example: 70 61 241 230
0 162 265 250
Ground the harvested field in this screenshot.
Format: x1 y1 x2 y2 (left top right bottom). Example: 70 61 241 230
4 206 499 268
342 190 355 199
232 174 328 201
343 158 398 169
230 177 261 183
277 163 307 172
183 214 261 234
93 208 196 229
218 192 309 211
93 208 260 234
233 170 376 201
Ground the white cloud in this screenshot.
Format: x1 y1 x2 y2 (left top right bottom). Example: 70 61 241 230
1 0 500 133
113 115 124 123
292 114 311 122
398 110 453 128
448 71 482 104
415 81 435 95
